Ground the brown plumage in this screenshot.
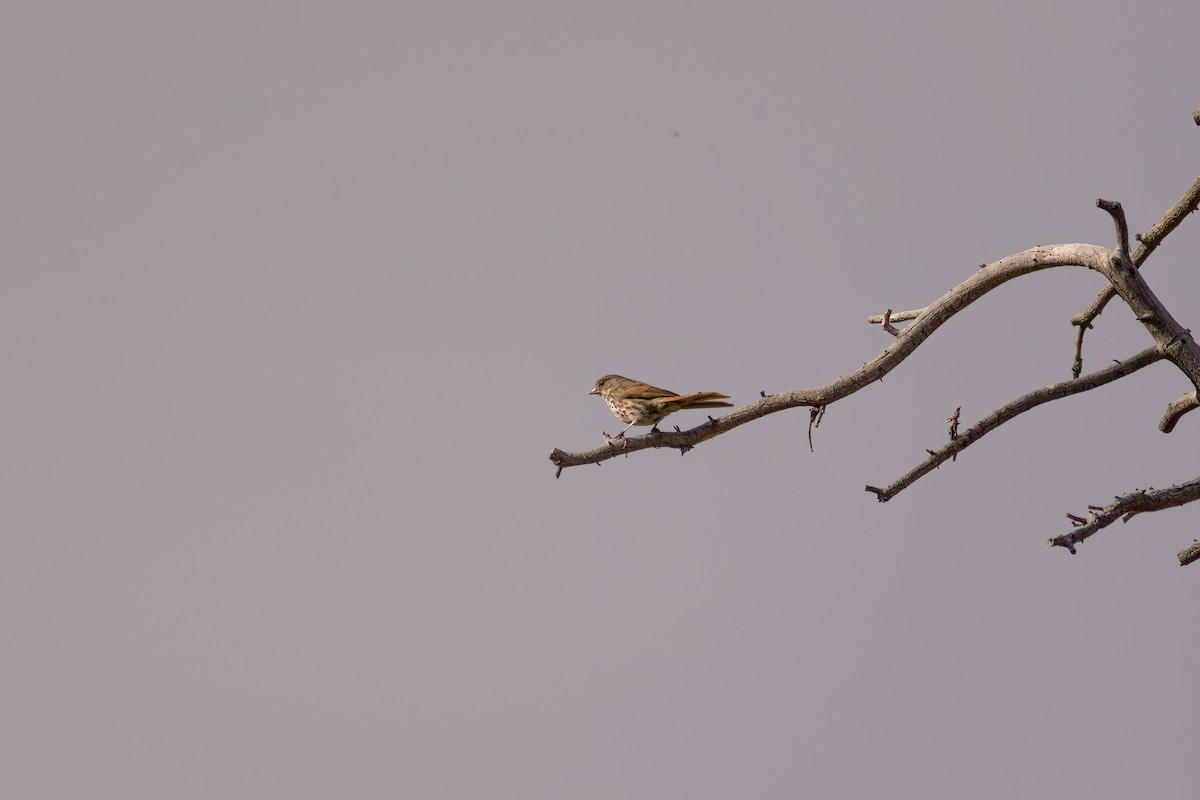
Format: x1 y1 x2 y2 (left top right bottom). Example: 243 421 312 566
589 374 733 436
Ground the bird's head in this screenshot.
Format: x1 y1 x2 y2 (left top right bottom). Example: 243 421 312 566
590 375 621 395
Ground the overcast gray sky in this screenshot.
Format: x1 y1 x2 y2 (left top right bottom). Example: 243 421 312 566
4 2 1199 798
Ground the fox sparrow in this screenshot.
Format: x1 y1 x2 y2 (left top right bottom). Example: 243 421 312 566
590 374 733 436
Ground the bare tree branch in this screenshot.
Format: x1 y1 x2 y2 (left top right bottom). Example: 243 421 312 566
554 210 1200 477
1096 198 1200 390
551 244 1115 475
1048 477 1200 556
865 347 1165 501
549 123 1200 562
1070 176 1200 376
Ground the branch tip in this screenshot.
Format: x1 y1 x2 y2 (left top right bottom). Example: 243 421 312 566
1160 391 1199 433
1096 198 1133 268
1048 535 1078 555
1048 479 1200 554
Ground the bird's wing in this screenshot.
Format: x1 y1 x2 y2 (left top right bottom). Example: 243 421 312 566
624 382 679 400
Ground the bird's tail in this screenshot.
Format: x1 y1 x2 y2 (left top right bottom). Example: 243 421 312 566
674 392 733 409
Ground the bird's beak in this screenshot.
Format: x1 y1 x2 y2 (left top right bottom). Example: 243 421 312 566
588 387 599 395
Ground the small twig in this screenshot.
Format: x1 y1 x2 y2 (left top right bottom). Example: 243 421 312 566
946 406 961 462
879 309 900 337
807 406 825 452
1096 198 1133 268
867 307 923 327
1071 322 1089 379
1179 540 1200 567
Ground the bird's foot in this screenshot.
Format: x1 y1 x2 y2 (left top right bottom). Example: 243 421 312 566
603 431 629 449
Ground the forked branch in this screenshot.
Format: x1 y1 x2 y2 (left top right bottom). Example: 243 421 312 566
549 146 1200 562
1070 175 1200 377
551 244 1114 474
1071 103 1200 354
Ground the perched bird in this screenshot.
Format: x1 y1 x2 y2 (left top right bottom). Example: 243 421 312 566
590 374 733 437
